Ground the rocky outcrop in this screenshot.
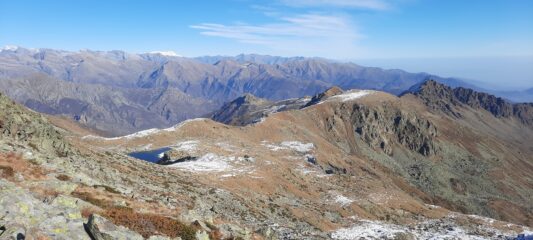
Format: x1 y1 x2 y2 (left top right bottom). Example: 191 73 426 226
513 103 533 126
86 214 144 240
210 94 272 125
210 93 311 126
349 104 438 156
453 87 513 117
157 149 197 165
0 179 90 239
406 80 533 126
0 92 71 156
304 86 343 107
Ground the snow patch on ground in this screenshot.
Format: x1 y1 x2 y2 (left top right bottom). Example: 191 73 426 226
261 141 286 151
425 204 442 209
313 89 375 106
169 153 231 172
174 140 199 152
168 152 255 175
329 90 374 102
298 97 311 103
215 142 238 152
265 105 286 114
334 195 354 206
261 141 314 153
281 141 314 153
331 220 407 240
82 118 207 140
332 216 529 240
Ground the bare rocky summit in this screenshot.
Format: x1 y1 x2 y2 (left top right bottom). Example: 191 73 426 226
405 80 533 125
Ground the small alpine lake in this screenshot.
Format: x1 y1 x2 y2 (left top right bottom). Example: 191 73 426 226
128 147 171 163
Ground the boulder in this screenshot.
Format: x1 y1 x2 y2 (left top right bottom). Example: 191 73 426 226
86 214 143 240
157 149 197 165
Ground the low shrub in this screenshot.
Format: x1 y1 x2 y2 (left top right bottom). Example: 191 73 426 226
0 165 14 178
56 174 72 181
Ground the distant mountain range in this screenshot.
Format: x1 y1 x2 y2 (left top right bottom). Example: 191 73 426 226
1 67 532 238
0 46 531 135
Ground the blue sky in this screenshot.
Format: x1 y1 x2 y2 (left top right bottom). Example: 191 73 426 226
1 0 532 89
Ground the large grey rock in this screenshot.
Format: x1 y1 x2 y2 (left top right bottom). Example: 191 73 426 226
0 179 90 239
86 214 143 240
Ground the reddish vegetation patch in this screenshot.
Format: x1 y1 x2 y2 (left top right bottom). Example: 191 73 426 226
0 152 46 180
432 196 468 214
489 200 533 227
31 187 61 202
73 186 197 239
101 207 198 239
56 174 72 181
0 165 14 178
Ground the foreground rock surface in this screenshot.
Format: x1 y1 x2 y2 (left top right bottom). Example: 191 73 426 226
87 214 143 240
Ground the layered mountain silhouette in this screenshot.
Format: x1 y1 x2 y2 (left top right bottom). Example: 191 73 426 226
0 46 490 136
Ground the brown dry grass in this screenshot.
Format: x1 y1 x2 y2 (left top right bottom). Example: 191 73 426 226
101 207 198 239
72 185 197 239
71 189 111 208
30 187 61 202
489 200 533 227
0 152 47 180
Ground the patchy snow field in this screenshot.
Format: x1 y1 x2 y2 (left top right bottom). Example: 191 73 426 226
82 118 207 141
168 152 255 176
329 90 374 102
168 153 231 172
334 195 354 206
331 217 532 240
262 140 314 153
281 141 314 153
173 140 199 152
331 220 406 240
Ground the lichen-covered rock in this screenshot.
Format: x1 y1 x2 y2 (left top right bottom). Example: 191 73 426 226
0 179 90 239
86 214 143 240
0 92 72 156
194 230 209 240
218 223 253 240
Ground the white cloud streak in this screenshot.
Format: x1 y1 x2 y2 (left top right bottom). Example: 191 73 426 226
190 14 361 58
280 0 390 10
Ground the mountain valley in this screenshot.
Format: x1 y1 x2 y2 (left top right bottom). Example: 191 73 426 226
1 77 532 239
1 46 514 137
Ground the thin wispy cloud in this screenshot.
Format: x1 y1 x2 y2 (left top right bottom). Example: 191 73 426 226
190 14 361 58
280 0 390 10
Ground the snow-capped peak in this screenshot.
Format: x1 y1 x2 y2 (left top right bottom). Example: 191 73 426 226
148 50 180 57
1 45 19 51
